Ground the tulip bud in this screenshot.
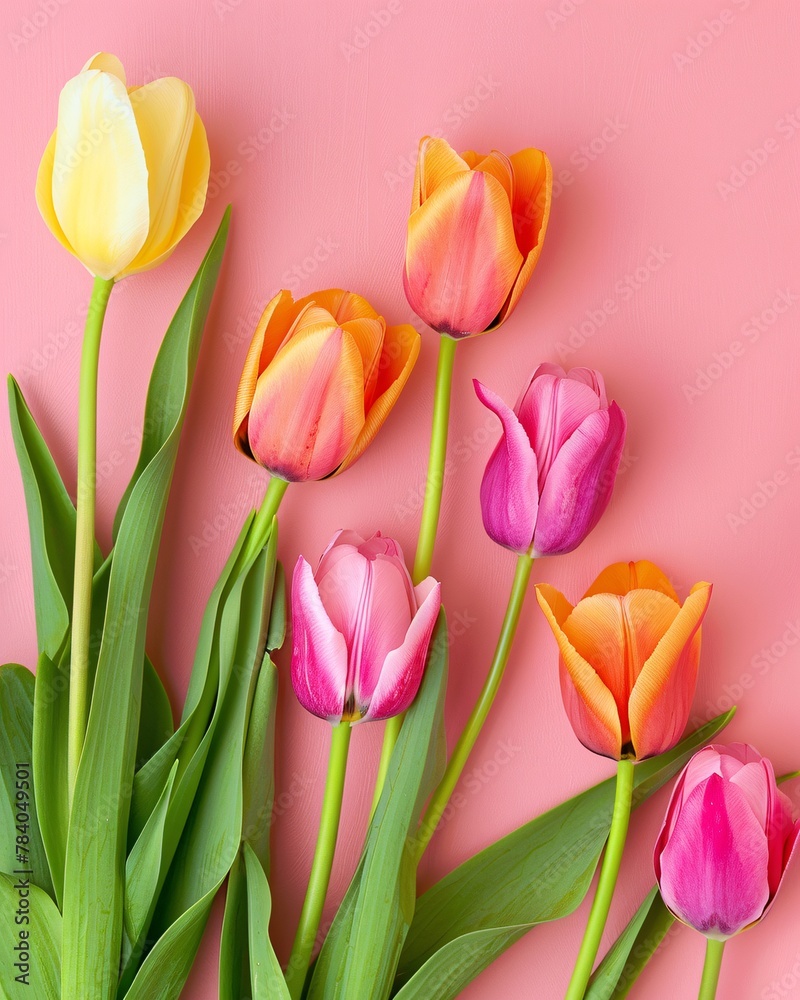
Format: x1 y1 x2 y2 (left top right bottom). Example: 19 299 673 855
655 744 799 938
536 561 712 760
475 364 626 556
36 53 210 280
233 289 420 482
403 137 552 338
290 531 441 723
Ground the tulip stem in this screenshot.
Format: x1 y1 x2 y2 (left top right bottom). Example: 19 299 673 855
67 275 114 807
241 476 290 563
564 758 635 1000
413 552 534 858
285 720 352 999
371 334 457 815
697 939 726 1000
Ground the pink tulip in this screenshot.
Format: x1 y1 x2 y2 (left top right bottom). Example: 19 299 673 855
655 744 800 939
474 364 626 556
290 531 441 724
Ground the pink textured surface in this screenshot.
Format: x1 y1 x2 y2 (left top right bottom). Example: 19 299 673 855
2 1 799 997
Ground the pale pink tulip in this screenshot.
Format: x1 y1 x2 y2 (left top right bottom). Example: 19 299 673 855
290 531 441 724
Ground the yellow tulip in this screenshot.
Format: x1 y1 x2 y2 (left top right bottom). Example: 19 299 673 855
36 52 210 280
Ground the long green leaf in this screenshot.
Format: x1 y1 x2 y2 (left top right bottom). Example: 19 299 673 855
392 710 735 999
61 210 230 1000
0 872 61 998
242 841 290 999
242 655 279 872
0 665 53 900
125 546 272 999
219 851 249 1000
586 888 675 1000
307 611 449 1000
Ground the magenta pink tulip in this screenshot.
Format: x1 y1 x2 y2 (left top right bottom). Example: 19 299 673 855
655 744 800 939
474 364 626 556
291 530 441 724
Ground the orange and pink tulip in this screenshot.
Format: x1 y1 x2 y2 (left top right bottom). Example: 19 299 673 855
403 137 552 337
536 560 712 760
233 288 420 481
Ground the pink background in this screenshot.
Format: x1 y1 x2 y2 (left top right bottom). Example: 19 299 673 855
2 1 800 997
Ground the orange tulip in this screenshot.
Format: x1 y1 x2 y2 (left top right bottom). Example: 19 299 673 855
233 288 419 482
403 136 552 338
536 561 712 761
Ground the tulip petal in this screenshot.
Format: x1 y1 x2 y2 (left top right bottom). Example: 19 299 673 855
405 170 523 336
658 774 770 937
629 582 712 759
487 149 552 329
248 324 365 481
361 581 442 722
82 52 127 83
342 317 385 410
470 149 515 203
121 77 197 271
584 560 679 602
413 136 469 211
336 324 420 476
474 380 539 553
291 558 348 722
560 590 680 747
35 130 74 257
121 109 209 276
232 290 299 454
51 69 149 278
536 584 622 758
516 373 603 487
294 289 380 324
534 402 627 556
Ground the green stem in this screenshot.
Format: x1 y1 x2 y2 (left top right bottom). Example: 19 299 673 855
371 334 457 815
564 758 636 1000
697 938 726 1000
241 476 289 564
285 721 352 999
67 276 113 806
413 552 534 857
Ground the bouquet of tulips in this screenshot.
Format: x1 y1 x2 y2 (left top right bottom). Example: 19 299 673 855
1 52 797 1000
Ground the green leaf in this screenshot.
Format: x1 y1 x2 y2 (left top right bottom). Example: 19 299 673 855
125 545 273 1000
393 709 735 1000
137 659 175 770
219 851 249 1000
242 655 279 872
61 209 230 1000
242 841 290 999
0 665 53 901
266 562 286 653
0 872 61 998
586 887 674 1000
31 651 69 908
306 611 449 1000
118 762 179 995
